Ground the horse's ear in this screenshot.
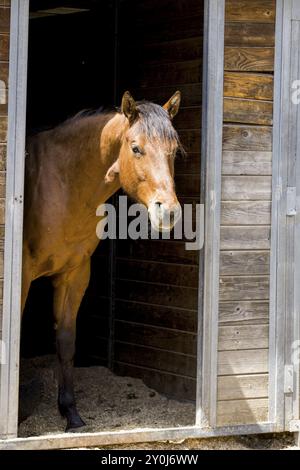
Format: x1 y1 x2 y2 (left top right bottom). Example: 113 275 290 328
121 91 137 124
105 159 120 184
163 91 181 119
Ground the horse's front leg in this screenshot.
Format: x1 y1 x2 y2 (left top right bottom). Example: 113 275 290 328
52 259 90 432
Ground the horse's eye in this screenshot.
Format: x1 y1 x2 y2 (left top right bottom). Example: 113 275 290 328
132 145 142 155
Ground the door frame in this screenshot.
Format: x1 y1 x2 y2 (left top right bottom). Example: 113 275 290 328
0 0 29 439
0 0 286 446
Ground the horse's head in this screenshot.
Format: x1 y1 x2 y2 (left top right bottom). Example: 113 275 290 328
106 91 183 232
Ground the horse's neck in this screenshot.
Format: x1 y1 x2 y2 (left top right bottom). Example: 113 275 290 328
57 112 126 205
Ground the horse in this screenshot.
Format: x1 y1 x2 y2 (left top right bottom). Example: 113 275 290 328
22 90 182 431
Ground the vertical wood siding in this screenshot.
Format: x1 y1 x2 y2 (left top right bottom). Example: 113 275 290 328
216 0 276 426
0 0 10 344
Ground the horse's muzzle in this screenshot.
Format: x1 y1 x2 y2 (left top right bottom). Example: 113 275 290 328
148 201 182 232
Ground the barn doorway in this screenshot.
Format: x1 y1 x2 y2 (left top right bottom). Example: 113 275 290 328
18 0 204 436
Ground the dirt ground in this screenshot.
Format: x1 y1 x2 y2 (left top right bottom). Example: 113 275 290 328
18 356 299 450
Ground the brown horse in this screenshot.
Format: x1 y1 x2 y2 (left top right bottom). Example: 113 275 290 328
22 91 182 431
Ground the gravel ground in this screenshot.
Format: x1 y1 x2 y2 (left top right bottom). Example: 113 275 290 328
18 356 299 450
19 355 194 437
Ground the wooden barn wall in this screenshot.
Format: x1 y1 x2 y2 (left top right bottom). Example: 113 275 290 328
112 0 204 401
0 0 10 348
216 0 276 426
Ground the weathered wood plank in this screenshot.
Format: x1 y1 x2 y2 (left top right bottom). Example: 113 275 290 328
222 151 272 176
115 300 197 332
222 176 272 201
219 301 269 324
0 117 7 142
173 106 202 130
225 0 275 23
0 198 4 224
0 145 6 170
223 98 273 126
0 171 5 197
218 349 269 375
114 362 196 401
217 398 269 426
178 130 201 153
0 34 9 61
117 240 198 265
224 72 273 100
0 7 10 33
140 60 202 88
220 226 271 250
217 374 269 400
223 125 272 151
116 259 199 288
219 276 270 301
225 23 275 47
175 174 200 197
115 320 197 355
115 342 196 377
137 15 204 44
218 324 269 351
136 0 204 20
134 84 202 107
221 201 271 225
225 47 274 72
0 60 8 86
116 279 198 310
220 251 270 276
144 37 202 65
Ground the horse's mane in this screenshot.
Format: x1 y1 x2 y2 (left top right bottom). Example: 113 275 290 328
27 101 185 155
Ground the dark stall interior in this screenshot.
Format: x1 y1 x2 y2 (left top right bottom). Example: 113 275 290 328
21 0 203 428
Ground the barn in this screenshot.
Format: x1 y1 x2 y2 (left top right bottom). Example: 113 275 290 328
0 0 300 449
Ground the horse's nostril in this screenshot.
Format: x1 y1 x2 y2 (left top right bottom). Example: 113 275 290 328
155 201 162 208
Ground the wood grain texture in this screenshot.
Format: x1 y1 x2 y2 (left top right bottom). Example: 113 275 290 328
0 7 10 33
144 37 202 65
219 276 270 301
220 226 271 250
225 0 275 23
222 151 272 176
140 60 202 88
217 374 268 400
225 22 275 47
0 145 6 170
135 84 202 107
218 324 269 351
115 320 197 355
222 176 272 201
0 116 7 142
220 251 270 276
219 301 269 324
218 349 269 375
221 201 271 225
223 98 273 125
223 125 272 151
115 300 197 332
115 342 196 377
117 240 198 265
225 47 274 72
217 398 268 426
116 279 198 310
0 34 9 61
116 259 199 288
224 72 273 100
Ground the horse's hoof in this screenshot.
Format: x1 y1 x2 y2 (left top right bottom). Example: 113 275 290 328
65 416 86 433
